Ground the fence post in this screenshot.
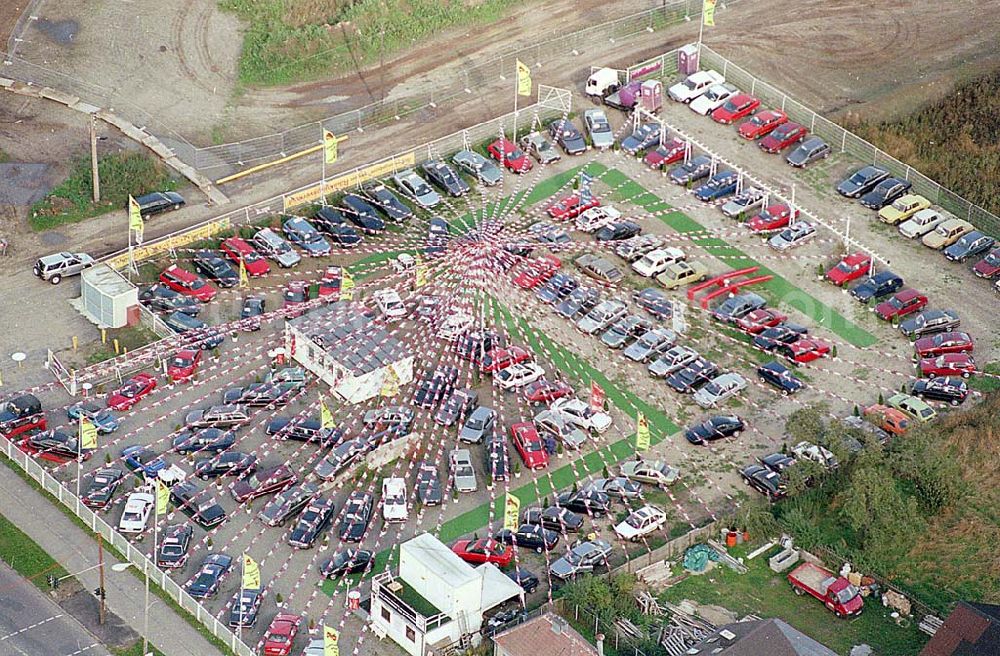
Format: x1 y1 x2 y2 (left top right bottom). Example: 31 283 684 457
751 78 756 96
841 129 847 153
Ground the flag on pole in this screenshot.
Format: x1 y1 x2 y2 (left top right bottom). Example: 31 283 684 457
238 256 249 288
503 493 521 532
703 0 717 26
323 129 339 165
155 479 169 516
127 195 144 243
320 399 335 430
578 171 593 202
590 380 606 413
516 60 532 97
636 413 651 451
380 364 400 398
339 269 355 301
414 255 428 288
79 418 98 451
242 554 260 590
324 625 340 656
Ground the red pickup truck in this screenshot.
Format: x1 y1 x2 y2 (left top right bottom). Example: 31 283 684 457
787 562 864 617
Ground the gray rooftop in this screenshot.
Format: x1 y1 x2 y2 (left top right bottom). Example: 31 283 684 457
289 301 408 375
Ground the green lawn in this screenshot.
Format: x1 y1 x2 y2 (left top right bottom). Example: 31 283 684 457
659 544 928 655
0 513 68 590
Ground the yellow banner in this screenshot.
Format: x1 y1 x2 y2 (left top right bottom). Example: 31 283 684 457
636 413 650 451
703 0 717 26
324 129 339 165
414 255 428 288
516 60 532 97
128 195 144 240
242 554 260 590
106 218 232 271
503 493 520 531
324 625 340 656
339 269 355 301
79 418 98 451
283 152 417 210
380 364 400 398
156 480 169 516
320 400 335 430
238 257 249 288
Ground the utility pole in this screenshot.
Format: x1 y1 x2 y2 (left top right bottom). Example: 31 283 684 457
97 532 106 626
90 115 100 203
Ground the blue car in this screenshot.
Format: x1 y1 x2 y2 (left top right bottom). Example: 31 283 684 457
172 428 236 455
186 553 233 598
312 207 363 248
282 216 332 256
850 270 904 303
536 273 578 305
693 170 739 202
66 400 119 434
163 311 225 350
756 361 803 394
121 445 168 478
340 194 386 233
620 123 661 155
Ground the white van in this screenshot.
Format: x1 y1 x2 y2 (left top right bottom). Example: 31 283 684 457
381 477 408 523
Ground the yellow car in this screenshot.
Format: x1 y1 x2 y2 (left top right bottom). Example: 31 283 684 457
656 260 709 290
877 194 930 225
922 218 974 250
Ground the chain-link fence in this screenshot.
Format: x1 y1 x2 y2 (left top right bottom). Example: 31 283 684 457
697 46 1000 236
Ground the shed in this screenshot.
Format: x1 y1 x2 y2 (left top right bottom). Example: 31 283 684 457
75 264 139 328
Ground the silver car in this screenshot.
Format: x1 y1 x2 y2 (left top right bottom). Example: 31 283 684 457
576 299 628 335
768 221 817 251
520 132 561 165
33 251 95 284
549 539 613 580
620 459 680 486
392 169 442 208
584 109 615 149
533 410 587 450
693 372 748 408
253 228 301 268
720 187 766 218
450 448 478 492
452 150 503 186
786 137 831 168
458 406 496 444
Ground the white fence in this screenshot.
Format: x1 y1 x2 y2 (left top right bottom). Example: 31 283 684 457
0 435 256 656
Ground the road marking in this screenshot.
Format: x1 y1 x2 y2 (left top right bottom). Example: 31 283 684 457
0 614 62 641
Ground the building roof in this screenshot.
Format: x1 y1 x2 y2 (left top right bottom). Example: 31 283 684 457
686 618 837 656
399 532 479 588
920 602 1000 656
477 563 524 612
493 612 598 656
289 301 408 375
83 263 137 298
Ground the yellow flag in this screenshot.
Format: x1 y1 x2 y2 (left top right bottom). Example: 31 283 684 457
238 257 249 288
320 400 335 430
636 413 650 451
414 255 428 288
503 493 520 532
128 195 144 240
339 269 355 301
516 60 532 97
155 479 169 516
79 418 98 451
323 129 338 165
242 554 260 590
324 625 340 656
380 364 400 398
703 0 717 26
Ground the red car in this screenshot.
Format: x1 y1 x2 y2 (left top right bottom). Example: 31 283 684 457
759 122 808 153
318 266 342 297
511 422 549 470
220 237 270 277
643 138 686 169
972 248 1000 279
747 203 799 233
779 338 831 365
231 465 297 503
919 353 976 378
711 93 761 124
488 138 532 173
107 373 158 411
159 264 217 302
283 281 309 317
736 308 788 334
262 613 301 656
479 346 532 374
167 349 202 383
547 194 600 221
826 252 872 286
914 331 974 358
512 255 561 289
522 379 573 405
737 110 787 140
874 289 928 321
451 538 514 567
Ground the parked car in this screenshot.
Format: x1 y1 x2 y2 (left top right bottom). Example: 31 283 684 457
944 230 996 262
173 427 236 455
287 496 335 549
633 286 674 320
575 254 625 284
747 203 798 233
231 465 296 503
973 247 1000 279
459 406 497 444
911 377 969 406
170 481 226 528
488 137 532 173
435 388 478 426
107 373 157 411
451 538 513 567
339 491 374 541
693 374 748 408
837 165 891 197
414 461 442 506
768 221 816 251
738 109 787 139
282 216 332 256
786 136 830 167
859 177 912 210
536 273 579 305
194 451 257 480
134 191 184 216
584 477 642 500
392 169 441 208
914 331 974 358
825 252 872 286
620 122 661 154
262 614 302 656
712 292 767 322
67 400 119 435
898 309 960 338
614 505 668 541
620 459 679 486
692 170 738 201
547 119 587 155
319 549 373 578
690 82 738 115
33 251 95 284
576 299 628 336
740 464 785 499
668 70 725 103
878 194 931 225
788 562 863 617
139 284 201 315
923 218 975 250
919 353 976 379
159 264 216 302
753 323 809 352
898 208 946 239
555 488 611 517
644 138 686 169
313 439 367 481
520 132 561 165
522 506 584 533
711 93 760 124
735 308 787 334
656 260 709 290
259 482 319 527
157 524 194 569
668 155 713 185
340 194 387 233
758 122 807 153
450 448 478 493
451 149 503 186
756 361 803 395
550 398 612 433
495 524 559 553
887 393 937 423
850 271 904 302
548 539 613 580
624 327 676 363
81 467 125 510
186 553 233 598
874 288 928 321
360 180 413 221
684 414 746 444
648 345 699 378
253 228 301 268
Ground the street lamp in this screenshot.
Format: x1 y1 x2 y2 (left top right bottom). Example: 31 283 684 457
111 561 157 656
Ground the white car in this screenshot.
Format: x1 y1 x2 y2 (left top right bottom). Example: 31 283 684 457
551 397 612 433
392 169 441 208
438 310 474 341
898 208 946 239
450 449 477 492
390 253 416 273
583 109 615 149
689 82 738 115
575 206 622 233
790 441 839 470
668 70 725 103
118 489 154 534
614 505 668 541
494 362 545 391
768 221 817 251
381 478 408 523
631 248 686 277
693 372 748 408
374 289 407 319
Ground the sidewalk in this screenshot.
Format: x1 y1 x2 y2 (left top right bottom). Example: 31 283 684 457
0 463 225 656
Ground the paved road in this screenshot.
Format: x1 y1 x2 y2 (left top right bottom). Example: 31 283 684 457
0 464 224 656
0 563 109 656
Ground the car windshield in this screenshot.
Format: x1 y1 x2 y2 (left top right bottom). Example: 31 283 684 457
269 634 290 644
626 514 646 528
836 586 860 604
161 544 183 555
171 356 193 367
